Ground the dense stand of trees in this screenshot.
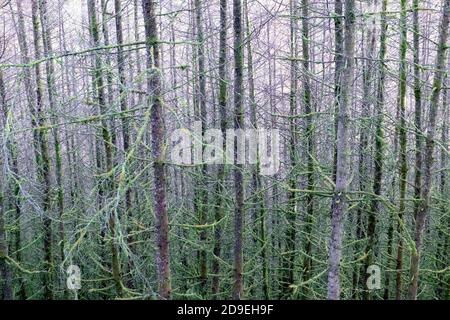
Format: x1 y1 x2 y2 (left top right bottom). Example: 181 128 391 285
0 0 449 300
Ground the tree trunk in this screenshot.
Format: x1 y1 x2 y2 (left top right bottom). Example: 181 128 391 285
212 0 228 298
232 0 245 300
412 0 423 222
331 0 344 183
436 71 448 299
13 0 43 299
356 0 378 300
327 0 355 300
194 0 209 295
31 1 54 300
39 0 66 298
87 0 123 298
142 0 172 299
0 69 14 300
243 0 269 300
281 0 299 298
100 0 117 148
113 0 135 289
393 0 409 300
300 0 315 297
408 0 423 300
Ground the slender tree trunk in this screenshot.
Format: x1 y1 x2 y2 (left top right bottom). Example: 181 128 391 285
300 0 315 297
113 0 135 289
367 0 388 300
327 0 355 300
100 0 117 148
356 0 377 300
39 0 67 298
412 0 423 219
232 0 245 300
408 0 450 299
31 0 54 300
0 69 14 300
436 72 448 299
87 0 123 297
134 0 143 106
212 0 228 298
13 0 44 299
266 24 281 297
332 0 344 183
142 0 172 299
194 0 208 295
369 0 388 301
393 0 409 300
283 0 298 298
114 0 131 224
409 0 423 300
243 0 269 300
0 195 13 300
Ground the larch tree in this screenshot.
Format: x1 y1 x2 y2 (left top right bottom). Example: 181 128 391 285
331 0 343 183
194 0 209 295
0 68 13 301
211 0 228 298
243 0 269 300
87 0 123 297
358 0 377 300
31 0 54 300
13 0 42 299
327 0 355 300
39 1 66 298
408 0 423 301
394 0 408 299
232 0 245 300
142 0 172 300
283 0 298 297
300 0 315 297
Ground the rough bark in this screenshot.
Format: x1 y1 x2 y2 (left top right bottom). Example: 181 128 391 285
357 0 377 300
436 72 448 299
39 0 66 298
30 0 54 300
394 0 409 300
327 0 355 300
243 0 269 300
0 69 14 301
142 0 172 299
13 0 41 299
232 0 245 300
212 0 228 298
331 0 344 183
283 0 298 297
301 0 315 297
87 0 123 297
194 0 208 295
